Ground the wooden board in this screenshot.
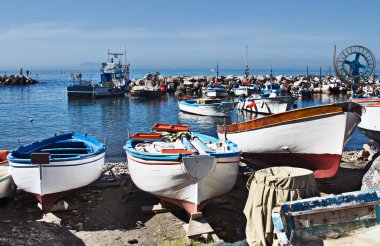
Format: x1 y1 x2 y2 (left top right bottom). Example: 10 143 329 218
130 132 162 140
152 123 190 132
294 205 376 229
141 203 181 214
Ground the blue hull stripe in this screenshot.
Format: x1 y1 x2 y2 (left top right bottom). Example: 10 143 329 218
10 155 104 168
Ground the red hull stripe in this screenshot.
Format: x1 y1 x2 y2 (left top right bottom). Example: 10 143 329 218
128 155 181 165
242 152 341 179
129 155 239 166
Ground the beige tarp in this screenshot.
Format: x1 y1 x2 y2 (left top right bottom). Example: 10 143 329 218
244 167 320 246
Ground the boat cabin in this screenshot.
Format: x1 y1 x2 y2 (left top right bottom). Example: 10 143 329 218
197 98 222 104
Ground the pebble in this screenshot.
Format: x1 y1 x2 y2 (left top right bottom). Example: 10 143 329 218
127 239 138 244
75 223 83 231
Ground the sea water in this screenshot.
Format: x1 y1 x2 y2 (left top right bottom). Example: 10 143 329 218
0 69 368 161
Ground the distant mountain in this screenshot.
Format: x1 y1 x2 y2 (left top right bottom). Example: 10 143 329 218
79 62 100 68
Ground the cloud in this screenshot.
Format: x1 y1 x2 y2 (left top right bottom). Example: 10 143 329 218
0 21 165 40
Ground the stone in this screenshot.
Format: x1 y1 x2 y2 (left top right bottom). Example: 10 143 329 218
362 154 380 190
75 223 83 231
128 239 138 244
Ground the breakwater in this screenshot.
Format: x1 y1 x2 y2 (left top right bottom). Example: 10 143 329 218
0 75 38 85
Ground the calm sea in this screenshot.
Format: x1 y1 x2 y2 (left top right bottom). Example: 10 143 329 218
0 69 368 161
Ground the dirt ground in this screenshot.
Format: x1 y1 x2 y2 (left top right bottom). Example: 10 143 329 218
0 151 375 246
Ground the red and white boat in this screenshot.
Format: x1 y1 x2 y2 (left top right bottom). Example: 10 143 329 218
351 97 380 143
124 124 241 215
217 102 362 178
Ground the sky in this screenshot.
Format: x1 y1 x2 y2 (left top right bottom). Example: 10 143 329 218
0 0 379 70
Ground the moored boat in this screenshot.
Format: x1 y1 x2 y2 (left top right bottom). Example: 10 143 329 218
129 85 164 98
0 150 15 199
67 51 130 99
217 102 362 178
205 85 229 98
237 94 297 115
178 98 235 117
124 123 241 215
8 133 105 212
351 97 380 143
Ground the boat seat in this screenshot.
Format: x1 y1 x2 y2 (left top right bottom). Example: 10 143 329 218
50 154 82 158
40 148 90 154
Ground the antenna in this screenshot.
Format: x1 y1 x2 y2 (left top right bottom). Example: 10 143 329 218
245 46 249 80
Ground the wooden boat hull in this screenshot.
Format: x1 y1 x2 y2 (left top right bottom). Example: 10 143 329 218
126 154 240 214
0 165 15 199
8 133 105 212
67 85 125 99
237 96 297 114
130 88 163 98
178 101 235 117
358 104 380 142
9 152 105 211
218 102 362 178
272 188 380 245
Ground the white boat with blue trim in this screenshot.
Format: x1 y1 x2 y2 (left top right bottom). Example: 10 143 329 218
237 93 297 115
8 133 105 212
178 98 235 117
124 123 241 215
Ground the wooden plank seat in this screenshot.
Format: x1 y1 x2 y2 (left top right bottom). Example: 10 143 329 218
152 123 190 133
161 149 197 155
40 147 91 154
131 132 162 140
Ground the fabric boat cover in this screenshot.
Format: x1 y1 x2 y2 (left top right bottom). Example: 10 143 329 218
244 167 319 246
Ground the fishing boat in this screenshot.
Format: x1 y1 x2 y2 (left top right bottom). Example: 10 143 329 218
129 71 165 98
217 102 362 178
205 85 229 98
273 187 380 245
129 85 164 98
351 97 380 143
237 93 297 115
8 133 105 212
124 123 241 215
0 150 15 199
178 98 235 117
67 50 130 99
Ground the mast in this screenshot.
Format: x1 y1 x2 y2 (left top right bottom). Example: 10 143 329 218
216 61 219 84
245 46 249 81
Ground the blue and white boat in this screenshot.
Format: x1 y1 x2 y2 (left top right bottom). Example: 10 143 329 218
237 93 297 115
8 133 105 212
67 50 130 99
205 85 229 98
178 98 235 117
273 188 380 245
124 123 241 215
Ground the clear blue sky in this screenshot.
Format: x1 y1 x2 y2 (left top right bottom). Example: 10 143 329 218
0 0 379 70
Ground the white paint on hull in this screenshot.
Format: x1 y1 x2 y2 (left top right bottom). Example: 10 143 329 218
0 165 14 198
358 106 380 134
218 112 360 155
178 102 234 117
9 153 105 196
127 155 240 205
237 97 295 114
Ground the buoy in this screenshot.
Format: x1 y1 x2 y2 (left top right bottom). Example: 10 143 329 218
160 87 166 92
249 101 256 108
29 118 33 123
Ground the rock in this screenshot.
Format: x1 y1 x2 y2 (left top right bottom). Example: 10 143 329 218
75 223 83 231
128 239 138 244
362 155 380 190
359 150 370 158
